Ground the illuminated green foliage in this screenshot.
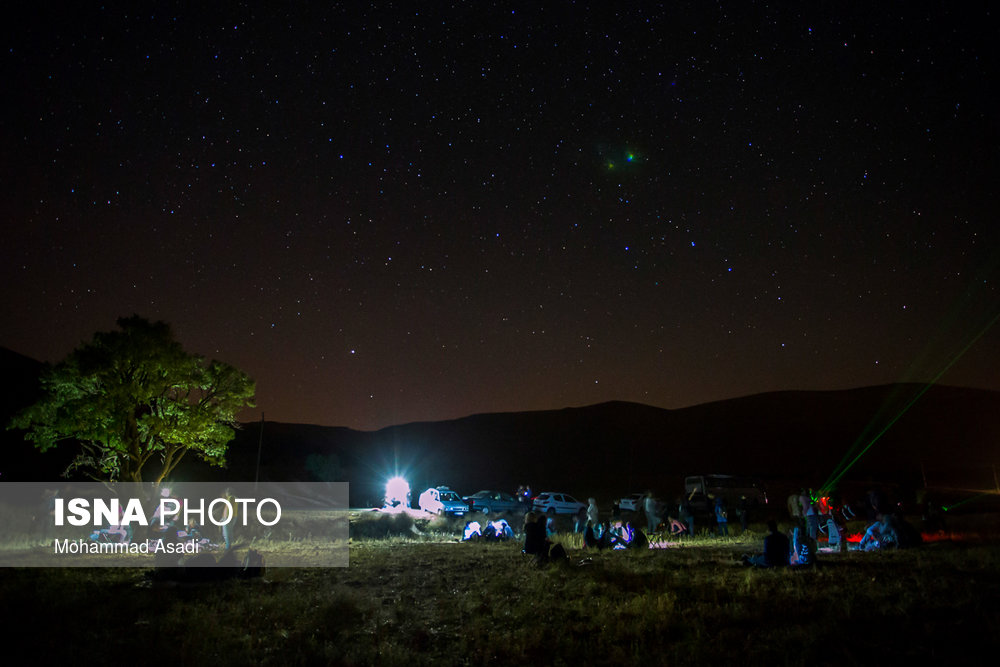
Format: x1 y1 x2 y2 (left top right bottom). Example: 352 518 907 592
9 315 255 483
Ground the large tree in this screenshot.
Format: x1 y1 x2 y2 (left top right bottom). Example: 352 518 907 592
9 315 255 483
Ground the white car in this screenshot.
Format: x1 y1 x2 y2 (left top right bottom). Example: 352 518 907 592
532 492 587 515
418 487 469 516
618 493 645 512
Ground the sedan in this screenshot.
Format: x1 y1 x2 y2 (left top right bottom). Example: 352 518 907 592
619 493 645 512
463 490 525 515
532 492 587 515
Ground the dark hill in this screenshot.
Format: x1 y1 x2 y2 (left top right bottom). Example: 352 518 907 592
0 347 44 407
3 348 998 507
213 384 1000 507
0 347 66 481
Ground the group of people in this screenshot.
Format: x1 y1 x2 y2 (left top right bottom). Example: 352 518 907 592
522 512 568 564
573 494 692 539
641 491 749 538
786 488 826 540
741 520 817 568
82 487 236 551
504 487 924 569
581 519 649 551
566 491 761 540
857 512 922 551
522 511 651 563
786 487 925 552
462 518 516 542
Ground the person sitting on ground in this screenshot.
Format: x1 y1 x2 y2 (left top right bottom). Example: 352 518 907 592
491 518 514 540
597 522 617 550
790 526 816 567
612 520 630 547
827 514 848 553
626 521 649 550
742 520 790 568
463 521 483 541
857 512 914 551
523 512 551 561
665 515 687 536
602 521 627 549
858 516 884 551
875 513 900 549
180 519 204 543
482 521 498 541
583 520 599 549
890 512 922 548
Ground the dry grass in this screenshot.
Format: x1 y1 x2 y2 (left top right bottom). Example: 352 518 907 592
1 514 999 666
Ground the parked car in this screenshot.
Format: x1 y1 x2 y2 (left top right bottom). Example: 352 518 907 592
618 493 645 512
532 492 587 515
418 486 469 516
684 475 768 507
463 490 524 515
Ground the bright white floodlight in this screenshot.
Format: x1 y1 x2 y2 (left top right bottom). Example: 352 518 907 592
384 476 410 508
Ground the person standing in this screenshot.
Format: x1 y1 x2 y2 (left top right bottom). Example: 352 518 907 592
587 498 600 527
797 489 811 530
644 492 660 534
787 492 802 522
574 505 587 533
737 495 749 534
715 496 729 537
221 487 237 550
679 494 695 537
802 489 819 540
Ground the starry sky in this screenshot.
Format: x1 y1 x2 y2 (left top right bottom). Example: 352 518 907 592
2 3 998 430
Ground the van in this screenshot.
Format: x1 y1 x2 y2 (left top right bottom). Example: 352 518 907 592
684 475 767 508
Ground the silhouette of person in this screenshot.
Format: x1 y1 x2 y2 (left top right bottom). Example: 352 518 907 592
742 520 790 568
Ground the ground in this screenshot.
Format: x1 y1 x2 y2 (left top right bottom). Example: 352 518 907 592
1 515 999 666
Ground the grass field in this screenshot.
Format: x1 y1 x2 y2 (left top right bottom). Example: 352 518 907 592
1 513 999 666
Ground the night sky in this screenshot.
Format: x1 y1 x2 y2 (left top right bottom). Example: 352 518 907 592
3 3 998 430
